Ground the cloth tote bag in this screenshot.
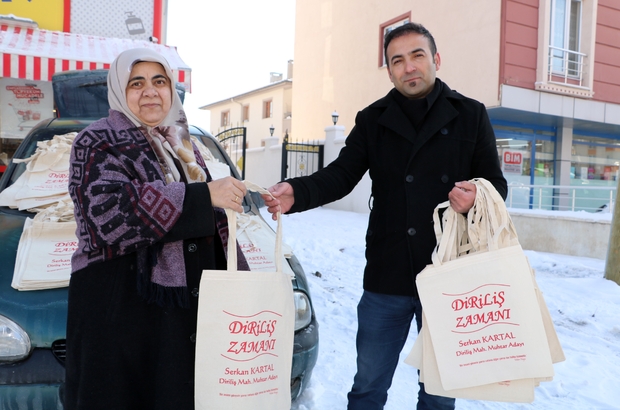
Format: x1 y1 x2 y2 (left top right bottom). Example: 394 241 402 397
12 200 77 291
406 280 564 402
235 212 294 276
414 179 557 391
14 133 74 202
195 207 294 410
409 313 538 402
12 218 76 290
0 132 75 210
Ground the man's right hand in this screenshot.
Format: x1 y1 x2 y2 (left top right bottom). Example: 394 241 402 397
262 182 295 221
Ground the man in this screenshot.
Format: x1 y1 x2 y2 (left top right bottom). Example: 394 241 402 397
263 22 507 409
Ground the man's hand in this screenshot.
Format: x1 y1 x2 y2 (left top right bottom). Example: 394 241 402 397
448 181 476 213
262 182 295 221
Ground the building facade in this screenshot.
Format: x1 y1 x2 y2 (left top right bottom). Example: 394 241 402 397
199 62 293 148
292 0 620 208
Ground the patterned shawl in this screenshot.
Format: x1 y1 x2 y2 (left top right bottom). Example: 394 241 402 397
70 48 248 308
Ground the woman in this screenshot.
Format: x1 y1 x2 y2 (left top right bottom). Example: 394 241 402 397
65 48 248 409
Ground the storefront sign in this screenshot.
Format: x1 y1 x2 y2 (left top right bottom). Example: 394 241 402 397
503 150 523 174
0 0 65 31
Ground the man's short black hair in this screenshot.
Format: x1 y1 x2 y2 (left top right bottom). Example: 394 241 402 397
383 22 437 67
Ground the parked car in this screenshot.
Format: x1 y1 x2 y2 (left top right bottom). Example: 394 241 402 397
0 70 318 408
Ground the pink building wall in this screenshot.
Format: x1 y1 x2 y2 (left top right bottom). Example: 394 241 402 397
500 0 538 90
593 0 620 104
500 0 620 105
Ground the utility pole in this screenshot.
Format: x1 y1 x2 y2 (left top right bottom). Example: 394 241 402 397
604 181 620 285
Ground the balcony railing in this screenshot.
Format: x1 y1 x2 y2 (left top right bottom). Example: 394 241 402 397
547 46 587 87
506 184 616 213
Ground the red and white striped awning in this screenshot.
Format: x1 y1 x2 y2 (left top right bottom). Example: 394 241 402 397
0 23 191 92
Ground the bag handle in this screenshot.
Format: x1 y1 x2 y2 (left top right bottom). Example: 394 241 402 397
431 178 520 266
224 181 283 273
431 201 472 266
468 178 519 251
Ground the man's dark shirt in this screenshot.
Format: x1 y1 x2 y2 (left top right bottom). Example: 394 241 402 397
391 79 443 132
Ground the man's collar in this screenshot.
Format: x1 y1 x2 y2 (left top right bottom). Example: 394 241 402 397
391 78 442 108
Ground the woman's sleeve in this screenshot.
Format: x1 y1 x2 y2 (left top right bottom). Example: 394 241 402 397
69 128 214 254
161 182 215 242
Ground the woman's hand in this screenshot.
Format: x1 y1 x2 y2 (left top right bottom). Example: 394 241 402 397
207 177 247 213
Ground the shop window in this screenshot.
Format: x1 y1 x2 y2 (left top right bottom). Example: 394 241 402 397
494 128 556 183
497 136 556 210
533 140 555 184
220 110 230 127
571 137 620 185
567 136 620 210
263 100 272 119
378 13 411 67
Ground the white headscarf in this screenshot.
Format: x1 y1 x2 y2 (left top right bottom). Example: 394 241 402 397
108 48 206 184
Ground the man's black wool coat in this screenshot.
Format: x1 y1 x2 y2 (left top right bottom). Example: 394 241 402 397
287 79 507 298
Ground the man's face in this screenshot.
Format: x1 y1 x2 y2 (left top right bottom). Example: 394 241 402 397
386 32 441 99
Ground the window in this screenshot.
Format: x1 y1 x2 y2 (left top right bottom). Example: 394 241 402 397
220 110 230 127
536 0 594 97
263 100 272 119
378 13 411 67
571 137 620 185
242 104 250 122
550 0 582 77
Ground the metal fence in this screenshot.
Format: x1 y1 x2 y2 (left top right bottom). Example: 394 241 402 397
281 134 324 180
547 45 587 87
506 184 617 213
215 127 247 180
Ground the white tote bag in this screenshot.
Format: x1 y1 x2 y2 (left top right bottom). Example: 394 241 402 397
416 245 554 391
12 217 77 290
0 132 75 210
406 280 565 402
235 212 294 276
12 200 77 290
409 313 538 403
195 208 294 410
413 179 560 392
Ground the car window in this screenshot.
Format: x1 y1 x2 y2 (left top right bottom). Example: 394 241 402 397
53 70 110 119
194 135 228 164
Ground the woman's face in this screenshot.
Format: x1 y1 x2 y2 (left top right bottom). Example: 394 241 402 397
125 62 172 127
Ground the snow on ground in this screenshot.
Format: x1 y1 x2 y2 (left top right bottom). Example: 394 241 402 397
259 207 620 410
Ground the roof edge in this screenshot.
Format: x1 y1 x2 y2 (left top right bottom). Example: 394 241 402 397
199 79 292 110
